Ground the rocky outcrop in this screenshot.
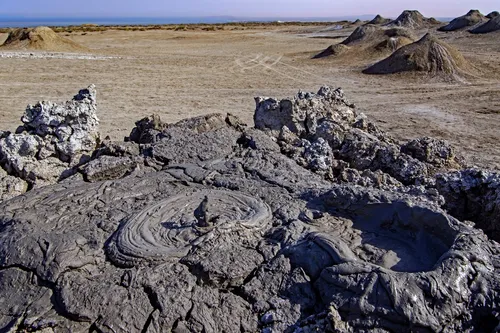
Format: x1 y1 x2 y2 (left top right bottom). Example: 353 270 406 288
436 169 500 241
1 85 500 332
126 114 168 144
0 167 27 201
255 86 462 186
0 85 99 188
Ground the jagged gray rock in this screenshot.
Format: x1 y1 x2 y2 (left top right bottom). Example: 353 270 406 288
0 85 99 188
0 85 500 333
258 87 462 186
0 167 28 201
436 168 500 241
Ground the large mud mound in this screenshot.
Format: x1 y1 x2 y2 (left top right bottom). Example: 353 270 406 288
367 14 391 25
363 33 470 75
2 85 500 332
387 10 440 29
314 26 415 59
486 11 500 19
470 15 500 34
0 26 88 52
438 10 486 31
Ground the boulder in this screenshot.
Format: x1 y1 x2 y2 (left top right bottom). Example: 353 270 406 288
0 85 99 188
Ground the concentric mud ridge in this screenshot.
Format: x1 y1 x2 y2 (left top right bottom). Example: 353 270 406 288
106 189 272 267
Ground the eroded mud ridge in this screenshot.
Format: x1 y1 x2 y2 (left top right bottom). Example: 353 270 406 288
1 86 500 332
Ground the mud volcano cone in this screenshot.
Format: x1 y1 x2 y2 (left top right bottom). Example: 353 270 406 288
368 15 391 25
388 10 425 28
486 11 499 19
438 10 486 31
363 33 469 75
0 26 88 52
313 26 415 59
374 28 416 51
470 15 500 34
387 10 440 29
341 25 382 45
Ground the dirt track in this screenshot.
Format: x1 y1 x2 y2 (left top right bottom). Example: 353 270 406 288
1 26 499 168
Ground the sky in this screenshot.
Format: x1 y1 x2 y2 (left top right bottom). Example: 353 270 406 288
1 0 498 18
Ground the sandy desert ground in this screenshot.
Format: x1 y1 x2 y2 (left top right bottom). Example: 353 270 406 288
1 24 500 168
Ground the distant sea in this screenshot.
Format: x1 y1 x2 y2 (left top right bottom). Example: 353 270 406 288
0 15 383 28
0 15 454 28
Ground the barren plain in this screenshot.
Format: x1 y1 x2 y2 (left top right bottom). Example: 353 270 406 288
1 24 500 168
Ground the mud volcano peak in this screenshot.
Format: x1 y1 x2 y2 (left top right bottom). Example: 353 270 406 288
387 9 439 29
486 11 500 19
1 26 88 52
368 14 391 25
363 33 471 76
438 9 486 31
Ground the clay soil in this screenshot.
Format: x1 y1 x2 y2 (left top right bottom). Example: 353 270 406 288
1 25 500 168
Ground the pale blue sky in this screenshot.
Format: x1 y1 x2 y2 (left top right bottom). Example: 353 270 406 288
1 0 498 18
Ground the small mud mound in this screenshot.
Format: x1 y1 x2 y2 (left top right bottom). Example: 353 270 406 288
438 10 486 31
374 28 416 52
470 15 500 34
363 33 471 76
384 27 417 39
341 25 383 45
486 11 499 19
313 44 350 59
313 27 416 59
387 10 440 29
0 26 88 52
375 36 414 52
368 15 391 25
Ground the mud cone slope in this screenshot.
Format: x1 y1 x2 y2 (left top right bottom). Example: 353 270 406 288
438 10 486 31
470 15 500 34
363 33 470 75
